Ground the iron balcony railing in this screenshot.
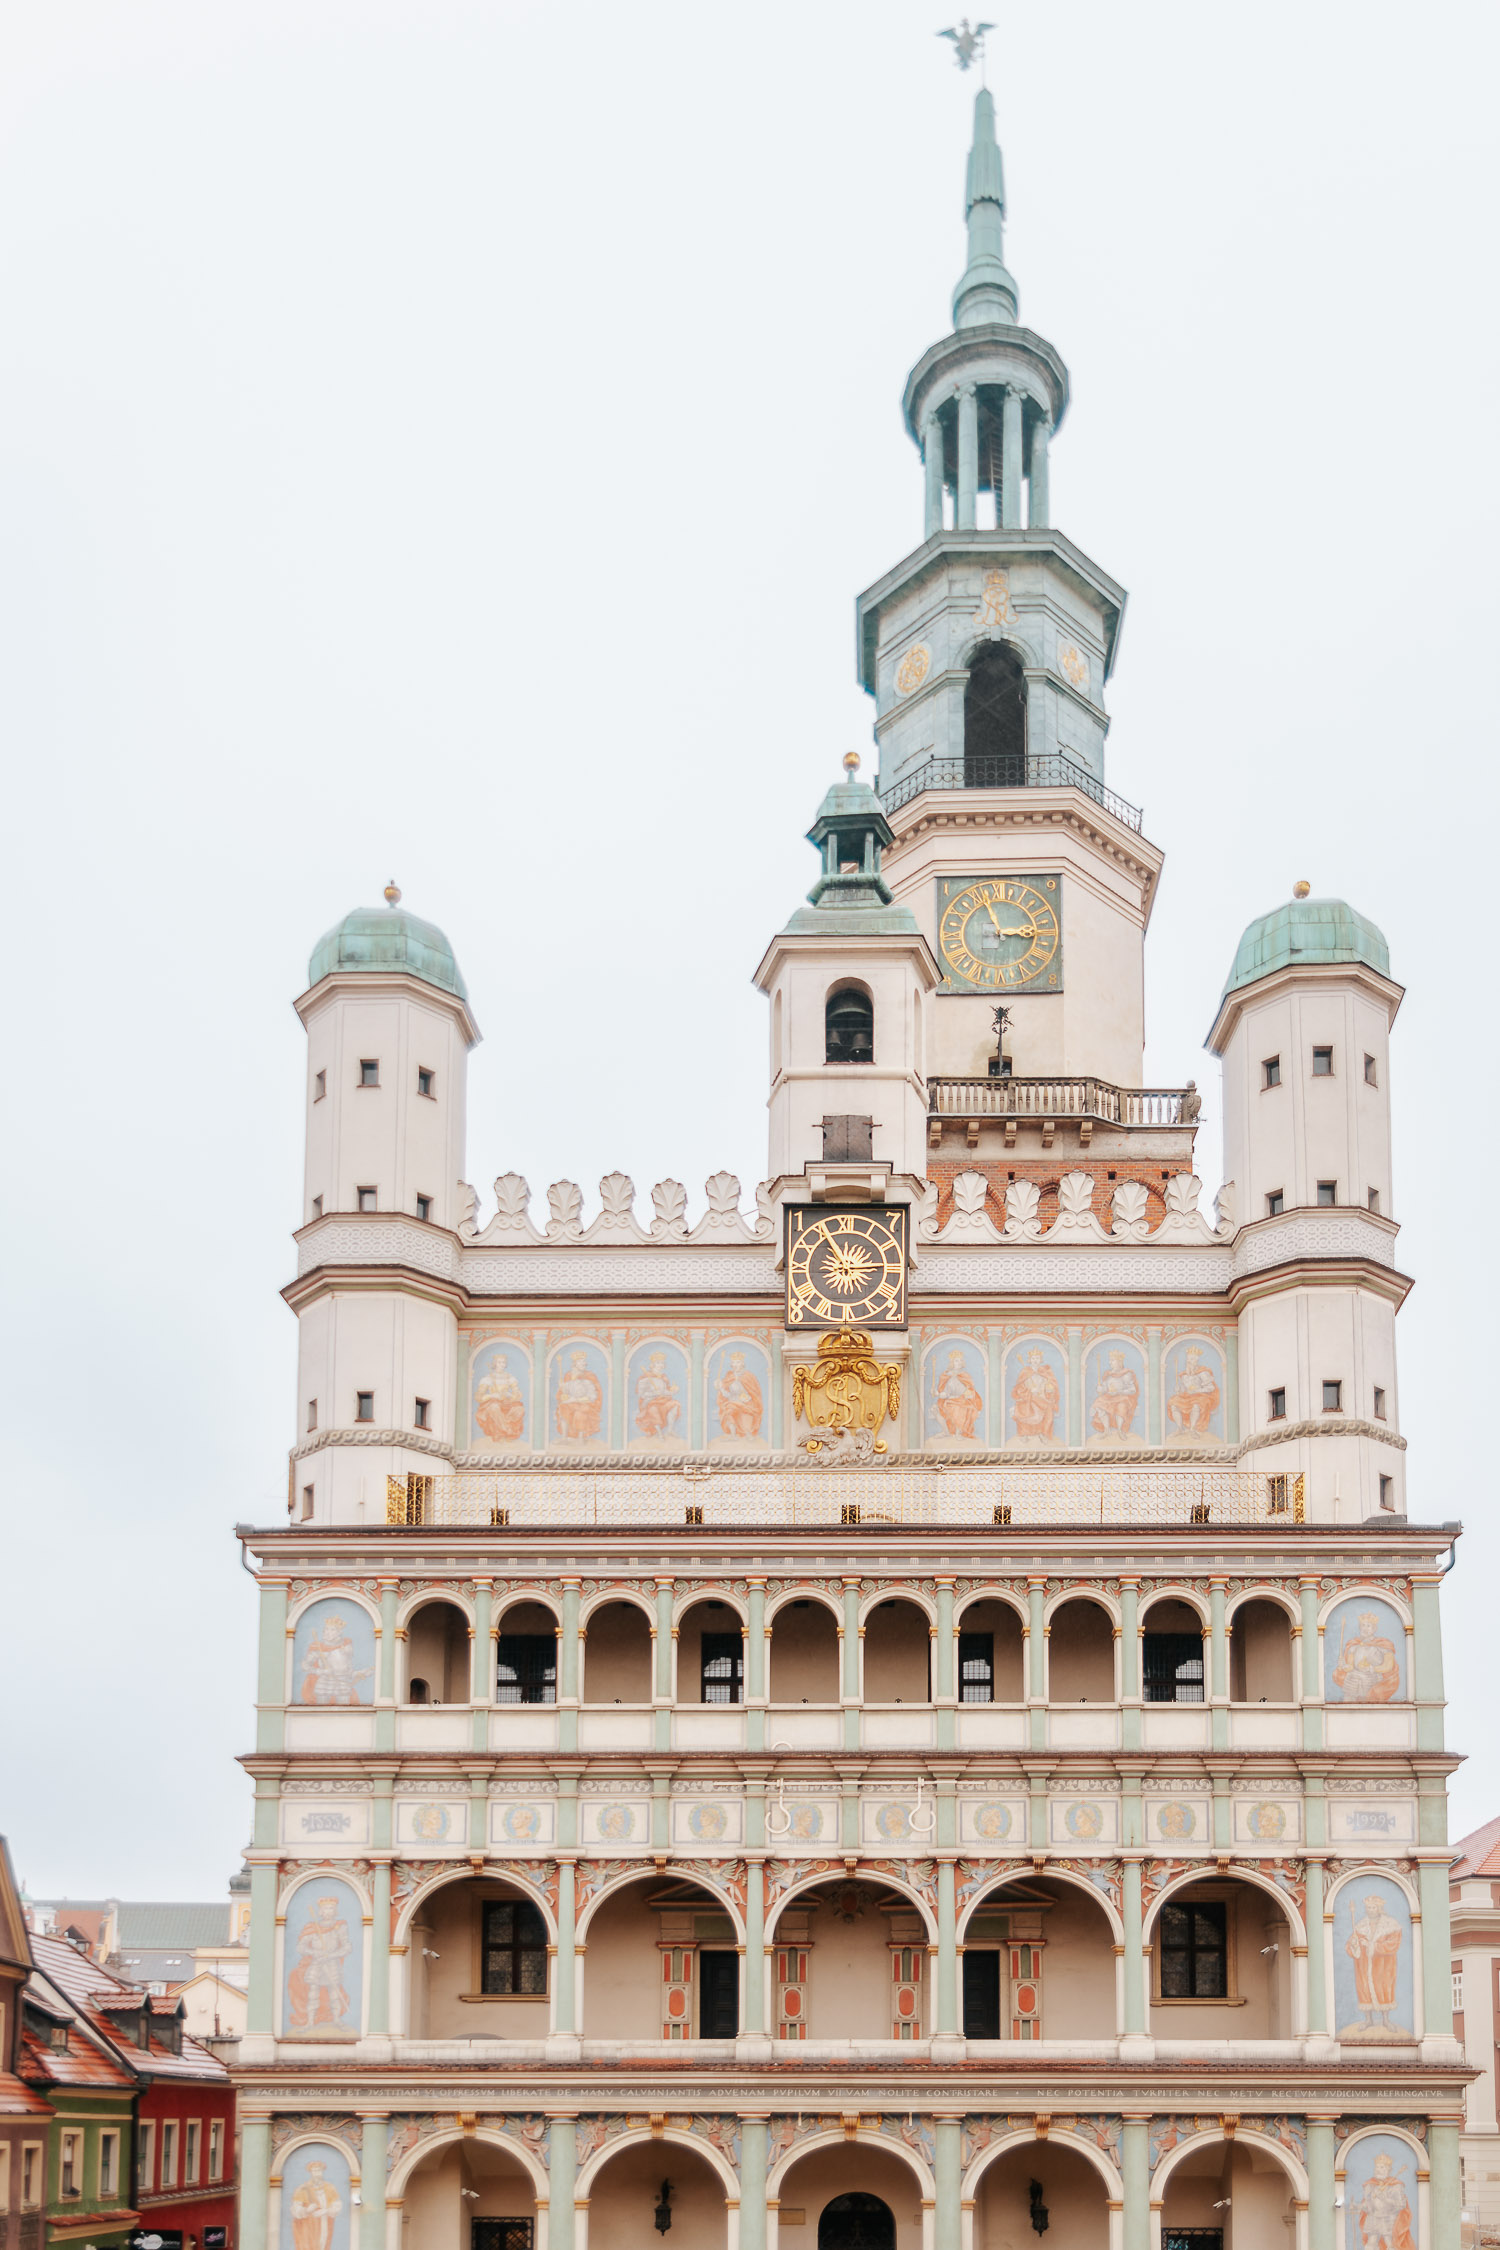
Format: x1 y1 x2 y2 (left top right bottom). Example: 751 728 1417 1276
879 751 1143 832
927 1075 1197 1127
387 1468 1305 1531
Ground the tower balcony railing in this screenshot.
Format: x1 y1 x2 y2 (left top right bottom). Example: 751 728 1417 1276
880 750 1143 832
927 1074 1197 1127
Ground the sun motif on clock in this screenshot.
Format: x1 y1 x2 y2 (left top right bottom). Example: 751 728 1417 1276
935 874 1062 993
784 1207 909 1329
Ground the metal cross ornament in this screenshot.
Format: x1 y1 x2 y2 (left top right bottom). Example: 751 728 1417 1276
937 18 994 71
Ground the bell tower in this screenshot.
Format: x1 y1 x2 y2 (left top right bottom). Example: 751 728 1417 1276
857 78 1163 1092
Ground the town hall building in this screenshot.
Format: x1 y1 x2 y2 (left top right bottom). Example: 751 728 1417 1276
227 76 1466 2250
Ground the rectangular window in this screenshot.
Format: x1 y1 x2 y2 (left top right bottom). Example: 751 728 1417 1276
1368 1187 1381 1213
98 2132 118 2197
21 2145 41 2209
208 2121 224 2181
496 1634 557 1705
314 1068 326 1100
958 1631 995 1704
416 1193 432 1222
356 1391 375 1421
135 2124 154 2193
160 2120 178 2188
1268 1387 1287 1420
417 1067 435 1097
1373 1386 1386 1419
184 2122 201 2184
357 1185 377 1211
1312 1045 1334 1075
300 1483 314 1520
1454 1967 1465 2012
1143 1632 1205 1704
1158 1897 1228 1998
962 1949 1001 2038
60 2131 82 2198
1365 1053 1378 1085
1262 1055 1281 1088
359 1059 379 1087
0 2144 9 2214
481 1898 549 1994
311 1194 323 1219
1322 1379 1343 1412
1266 1189 1284 1216
307 1398 318 1432
1317 1179 1337 1205
698 1950 739 2038
700 1630 745 1704
414 1397 431 1430
1379 1475 1395 1510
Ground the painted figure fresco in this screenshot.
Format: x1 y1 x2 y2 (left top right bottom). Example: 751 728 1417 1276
550 1341 606 1446
1326 1597 1406 1704
1332 1877 1414 2043
629 1341 687 1443
1345 2136 1418 2250
472 1341 527 1445
283 1880 362 2034
709 1343 766 1441
1086 1340 1145 1445
292 1600 374 1708
1164 1338 1225 1441
926 1339 986 1443
1005 1339 1064 1447
282 2145 350 2250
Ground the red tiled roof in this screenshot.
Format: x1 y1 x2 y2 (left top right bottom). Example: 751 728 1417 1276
1452 1814 1500 1879
0 2070 53 2116
19 2027 135 2092
30 1935 227 2083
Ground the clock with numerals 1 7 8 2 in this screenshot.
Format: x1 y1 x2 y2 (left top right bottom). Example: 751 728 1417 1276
784 1206 909 1329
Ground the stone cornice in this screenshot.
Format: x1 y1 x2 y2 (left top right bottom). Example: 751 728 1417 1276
882 777 1162 915
1206 958 1405 1053
855 527 1127 692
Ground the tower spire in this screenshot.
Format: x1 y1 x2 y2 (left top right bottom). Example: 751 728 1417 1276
952 86 1017 329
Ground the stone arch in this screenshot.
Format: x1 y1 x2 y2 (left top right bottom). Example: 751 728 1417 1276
1142 1863 1307 1949
766 1586 843 1629
964 2125 1123 2203
396 1585 475 1631
825 979 875 1066
574 1861 746 1947
580 1585 655 1628
1151 2124 1309 2205
858 1586 937 1627
391 1860 557 1950
286 1586 381 1632
576 2123 740 2202
1043 1584 1121 1627
270 2129 362 2179
494 1586 562 1628
674 1588 749 1628
1317 1583 1413 1629
389 2126 549 2203
1325 1860 1420 1917
1225 1583 1300 1626
279 1864 371 1916
956 1860 1124 1945
956 1585 1029 1630
763 1864 939 1945
1138 1582 1210 1629
767 2127 934 2204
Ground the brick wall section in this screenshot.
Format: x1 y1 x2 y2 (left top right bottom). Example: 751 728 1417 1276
929 1157 1178 1233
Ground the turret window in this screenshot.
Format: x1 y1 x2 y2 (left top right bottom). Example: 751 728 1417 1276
1368 1187 1381 1213
1322 1380 1342 1412
307 1399 318 1432
417 1067 435 1097
1262 1055 1281 1088
1316 1179 1337 1205
356 1391 375 1421
1266 1190 1284 1216
357 1185 377 1211
416 1194 432 1221
1312 1046 1334 1076
1268 1388 1286 1420
1364 1053 1378 1084
311 1195 323 1218
414 1398 431 1430
1373 1387 1386 1419
825 985 874 1064
300 1485 314 1521
314 1069 326 1100
359 1058 380 1086
963 640 1027 785
1380 1475 1395 1509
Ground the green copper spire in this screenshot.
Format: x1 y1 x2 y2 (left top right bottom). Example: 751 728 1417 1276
952 87 1018 329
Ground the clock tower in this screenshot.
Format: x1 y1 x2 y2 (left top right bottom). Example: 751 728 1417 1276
856 84 1163 1091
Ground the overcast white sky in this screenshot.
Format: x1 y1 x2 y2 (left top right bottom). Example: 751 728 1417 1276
3 0 1497 1898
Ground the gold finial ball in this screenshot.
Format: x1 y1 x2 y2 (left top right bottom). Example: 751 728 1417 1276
842 751 861 775
1292 879 1311 899
384 878 402 907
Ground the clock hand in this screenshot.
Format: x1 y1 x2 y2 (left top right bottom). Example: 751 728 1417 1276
983 901 1003 932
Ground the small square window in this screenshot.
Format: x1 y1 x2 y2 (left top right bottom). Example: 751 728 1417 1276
306 1399 318 1432
357 1185 377 1212
1364 1053 1378 1085
311 1194 323 1219
1268 1387 1286 1420
1379 1474 1395 1510
416 1194 432 1222
356 1391 375 1421
1322 1379 1342 1412
314 1069 326 1100
1317 1179 1337 1206
300 1485 314 1521
1262 1055 1281 1088
414 1398 431 1430
1373 1385 1386 1419
1312 1046 1333 1076
1368 1187 1380 1213
1266 1190 1285 1216
417 1067 435 1097
359 1059 380 1087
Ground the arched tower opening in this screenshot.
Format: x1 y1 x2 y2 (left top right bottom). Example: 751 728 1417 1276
964 641 1027 786
825 984 874 1065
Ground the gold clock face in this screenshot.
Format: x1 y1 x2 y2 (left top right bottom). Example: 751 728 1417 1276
936 874 1061 993
784 1206 908 1330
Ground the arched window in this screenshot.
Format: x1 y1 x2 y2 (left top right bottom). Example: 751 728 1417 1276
826 985 873 1064
820 2193 896 2250
964 641 1026 786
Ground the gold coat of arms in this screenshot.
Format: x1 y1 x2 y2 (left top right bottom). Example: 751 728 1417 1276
792 1331 901 1452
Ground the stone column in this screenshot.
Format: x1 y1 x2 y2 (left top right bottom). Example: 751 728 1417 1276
1304 1857 1327 2035
1430 2119 1463 2247
1121 1859 1146 2039
1028 414 1051 528
1121 2115 1150 2250
471 1578 493 1750
1305 2115 1336 2250
1300 1576 1324 1751
742 1858 767 2041
1120 1578 1142 1752
1001 387 1024 528
359 2116 388 2250
654 1576 675 1752
547 2115 577 2250
934 2114 963 2250
377 1577 399 1752
1209 1579 1229 1750
367 1859 392 2036
936 1858 959 2038
935 1578 956 1751
554 1859 578 2037
956 386 978 530
740 2115 769 2250
924 414 946 538
239 2114 271 2250
256 1577 288 1754
842 1577 861 1752
559 1577 582 1753
747 1577 767 1752
1027 1577 1046 1750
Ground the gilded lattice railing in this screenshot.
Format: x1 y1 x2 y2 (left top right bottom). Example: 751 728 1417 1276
385 1468 1305 1530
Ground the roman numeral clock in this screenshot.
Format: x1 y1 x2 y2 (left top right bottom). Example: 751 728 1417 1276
784 1206 909 1329
936 873 1062 992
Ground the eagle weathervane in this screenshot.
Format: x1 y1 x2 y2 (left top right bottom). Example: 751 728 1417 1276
937 17 994 72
